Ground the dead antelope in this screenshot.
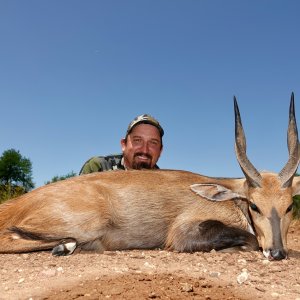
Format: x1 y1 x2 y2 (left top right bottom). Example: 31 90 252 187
0 95 299 261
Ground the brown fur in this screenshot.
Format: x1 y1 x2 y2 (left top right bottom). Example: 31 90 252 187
0 170 249 252
0 169 297 259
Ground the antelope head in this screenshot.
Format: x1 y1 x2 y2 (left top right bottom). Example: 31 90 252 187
234 93 300 260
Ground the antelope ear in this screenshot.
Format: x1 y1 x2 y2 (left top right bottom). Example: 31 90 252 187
190 183 246 202
292 176 300 196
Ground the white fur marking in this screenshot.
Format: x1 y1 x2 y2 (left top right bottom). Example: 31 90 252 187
263 249 271 259
12 234 20 240
65 242 76 253
247 223 255 235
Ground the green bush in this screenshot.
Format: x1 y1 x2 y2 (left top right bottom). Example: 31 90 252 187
0 184 26 204
293 195 300 219
45 171 77 185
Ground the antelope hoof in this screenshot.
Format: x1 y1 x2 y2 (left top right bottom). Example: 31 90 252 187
52 239 77 256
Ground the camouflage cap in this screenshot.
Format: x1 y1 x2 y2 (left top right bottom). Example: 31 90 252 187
126 114 164 137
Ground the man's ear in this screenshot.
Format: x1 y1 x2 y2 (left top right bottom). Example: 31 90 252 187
190 183 246 202
120 138 126 151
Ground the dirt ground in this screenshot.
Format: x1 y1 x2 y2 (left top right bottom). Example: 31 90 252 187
0 221 299 300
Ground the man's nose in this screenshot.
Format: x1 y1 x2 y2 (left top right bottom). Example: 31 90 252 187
140 142 150 153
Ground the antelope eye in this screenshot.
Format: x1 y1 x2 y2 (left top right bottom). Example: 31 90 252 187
250 202 260 213
286 203 294 213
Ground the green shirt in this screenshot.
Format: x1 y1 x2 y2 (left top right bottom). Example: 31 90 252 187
79 154 124 175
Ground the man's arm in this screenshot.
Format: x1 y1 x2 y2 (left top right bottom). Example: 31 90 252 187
79 157 103 175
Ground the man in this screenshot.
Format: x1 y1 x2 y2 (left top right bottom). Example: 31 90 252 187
79 114 164 174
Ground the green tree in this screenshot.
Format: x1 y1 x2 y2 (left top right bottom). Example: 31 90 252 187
293 173 300 219
45 171 77 185
0 149 34 201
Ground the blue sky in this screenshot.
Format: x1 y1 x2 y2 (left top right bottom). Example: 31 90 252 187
1 1 300 188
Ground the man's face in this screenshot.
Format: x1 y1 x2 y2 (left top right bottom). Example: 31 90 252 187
121 123 163 169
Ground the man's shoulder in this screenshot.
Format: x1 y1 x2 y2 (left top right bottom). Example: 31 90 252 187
79 154 123 174
85 154 122 163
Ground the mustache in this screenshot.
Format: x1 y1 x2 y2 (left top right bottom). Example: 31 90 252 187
134 152 152 160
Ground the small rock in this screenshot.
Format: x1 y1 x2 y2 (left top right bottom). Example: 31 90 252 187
18 278 25 284
271 292 280 298
209 272 220 278
237 269 248 284
149 291 157 298
180 283 194 292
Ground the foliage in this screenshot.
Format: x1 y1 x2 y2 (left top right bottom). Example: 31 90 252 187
0 149 34 201
0 184 26 204
293 195 300 219
45 171 77 185
293 173 300 219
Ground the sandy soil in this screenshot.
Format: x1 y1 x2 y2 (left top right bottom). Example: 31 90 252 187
0 221 299 300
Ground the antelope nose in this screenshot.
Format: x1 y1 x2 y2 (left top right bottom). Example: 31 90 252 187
270 249 287 260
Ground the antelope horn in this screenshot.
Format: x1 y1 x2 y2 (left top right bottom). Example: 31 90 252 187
278 93 300 187
234 97 262 188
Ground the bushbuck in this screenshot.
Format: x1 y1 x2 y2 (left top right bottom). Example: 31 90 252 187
0 95 299 260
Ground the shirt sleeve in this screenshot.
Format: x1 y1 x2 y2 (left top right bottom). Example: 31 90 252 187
79 157 103 175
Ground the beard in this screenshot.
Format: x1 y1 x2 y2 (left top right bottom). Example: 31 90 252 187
132 153 153 169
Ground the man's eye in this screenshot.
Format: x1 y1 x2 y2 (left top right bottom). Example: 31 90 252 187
133 139 142 144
